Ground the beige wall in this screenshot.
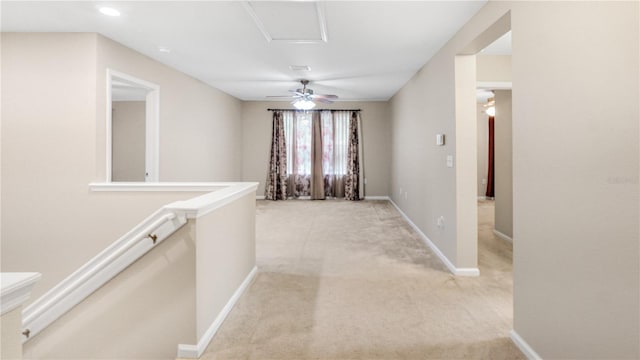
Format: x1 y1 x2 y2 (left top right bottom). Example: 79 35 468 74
511 2 638 357
18 190 258 359
454 55 479 268
95 35 243 182
23 223 197 359
195 192 255 339
1 33 242 301
476 54 512 82
241 101 391 197
1 307 24 359
493 90 512 238
390 49 460 267
391 1 638 358
112 101 146 181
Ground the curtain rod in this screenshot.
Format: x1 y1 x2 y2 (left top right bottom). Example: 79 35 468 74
267 108 361 112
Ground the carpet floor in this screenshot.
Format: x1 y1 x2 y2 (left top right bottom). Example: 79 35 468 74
199 199 525 359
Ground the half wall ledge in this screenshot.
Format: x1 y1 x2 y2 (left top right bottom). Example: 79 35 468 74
88 182 244 192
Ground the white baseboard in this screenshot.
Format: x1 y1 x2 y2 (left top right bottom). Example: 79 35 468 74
255 195 265 200
364 196 390 200
388 200 479 277
510 330 542 360
477 196 487 200
452 267 480 276
177 266 258 358
493 229 513 243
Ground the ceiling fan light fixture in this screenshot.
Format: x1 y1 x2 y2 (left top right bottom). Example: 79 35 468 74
99 7 120 16
293 99 316 110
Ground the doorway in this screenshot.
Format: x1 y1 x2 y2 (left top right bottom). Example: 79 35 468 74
453 8 511 269
452 8 517 344
106 69 160 182
475 28 513 257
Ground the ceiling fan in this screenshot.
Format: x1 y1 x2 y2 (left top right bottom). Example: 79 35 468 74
267 79 338 110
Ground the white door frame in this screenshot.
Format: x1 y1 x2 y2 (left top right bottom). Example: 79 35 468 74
106 69 160 182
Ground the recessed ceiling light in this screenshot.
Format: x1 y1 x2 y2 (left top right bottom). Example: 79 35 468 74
289 65 311 71
99 7 120 17
158 46 172 53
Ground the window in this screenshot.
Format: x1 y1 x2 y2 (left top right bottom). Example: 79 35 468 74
265 109 362 200
284 110 349 177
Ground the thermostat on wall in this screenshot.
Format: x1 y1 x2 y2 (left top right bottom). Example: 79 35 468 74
436 134 445 146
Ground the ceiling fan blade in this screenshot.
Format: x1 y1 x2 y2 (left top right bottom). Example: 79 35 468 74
266 95 296 99
311 94 338 102
311 94 338 99
314 97 335 104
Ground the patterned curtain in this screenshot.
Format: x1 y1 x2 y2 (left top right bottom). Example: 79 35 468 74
265 111 288 200
272 109 362 200
310 111 325 199
345 111 361 201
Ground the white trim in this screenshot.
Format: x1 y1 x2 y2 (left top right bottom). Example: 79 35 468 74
493 229 513 243
453 267 480 276
1 273 41 316
241 1 327 44
510 330 542 360
256 195 266 200
389 199 480 277
364 196 390 200
167 183 259 219
23 182 258 342
89 182 236 192
476 81 512 90
177 266 258 359
477 196 487 200
241 2 272 42
22 211 186 342
316 2 328 43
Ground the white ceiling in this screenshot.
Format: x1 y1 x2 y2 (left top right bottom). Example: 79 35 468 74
481 31 512 55
1 1 488 102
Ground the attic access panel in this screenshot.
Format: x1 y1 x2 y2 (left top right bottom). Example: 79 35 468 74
243 1 328 43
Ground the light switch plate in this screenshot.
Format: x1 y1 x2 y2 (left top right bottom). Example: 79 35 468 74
436 134 445 146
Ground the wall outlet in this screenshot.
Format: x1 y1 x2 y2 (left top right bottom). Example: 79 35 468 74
437 216 445 229
364 178 368 185
399 187 403 196
482 178 487 185
404 191 408 200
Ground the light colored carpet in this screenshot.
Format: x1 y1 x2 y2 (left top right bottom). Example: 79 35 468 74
199 199 524 359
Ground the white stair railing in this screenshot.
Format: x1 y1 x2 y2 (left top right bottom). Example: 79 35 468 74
21 208 187 342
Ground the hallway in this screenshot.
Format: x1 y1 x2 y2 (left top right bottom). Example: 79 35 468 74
200 200 522 359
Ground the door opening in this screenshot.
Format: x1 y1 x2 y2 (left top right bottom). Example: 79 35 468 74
106 69 160 182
